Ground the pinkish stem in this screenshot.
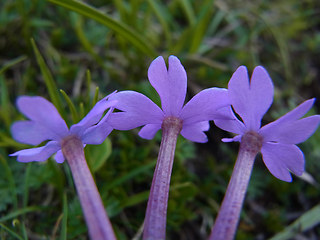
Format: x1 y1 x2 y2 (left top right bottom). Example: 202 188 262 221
61 136 116 240
209 131 261 240
143 117 182 240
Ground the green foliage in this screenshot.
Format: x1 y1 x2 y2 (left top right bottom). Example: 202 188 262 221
0 0 319 239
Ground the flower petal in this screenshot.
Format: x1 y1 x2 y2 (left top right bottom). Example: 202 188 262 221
148 56 187 116
16 96 68 139
249 66 274 129
259 99 318 143
180 88 230 125
273 99 315 124
10 141 61 163
261 142 305 182
70 94 116 136
222 135 242 142
260 115 320 144
54 150 65 163
180 121 210 143
138 124 162 140
108 91 164 130
228 66 273 131
81 109 114 145
11 121 57 145
214 107 246 135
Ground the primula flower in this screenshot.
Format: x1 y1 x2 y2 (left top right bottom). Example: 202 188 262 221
108 55 230 240
210 66 320 240
108 55 230 142
215 66 320 182
10 94 115 163
10 94 117 240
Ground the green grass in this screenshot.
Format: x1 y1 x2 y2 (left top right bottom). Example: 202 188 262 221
0 0 320 239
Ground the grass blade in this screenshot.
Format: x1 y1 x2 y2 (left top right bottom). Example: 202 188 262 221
0 155 18 210
59 193 68 240
0 206 40 223
48 0 157 57
60 89 79 123
147 0 172 45
31 39 64 115
270 204 320 240
178 0 195 26
0 223 24 240
0 55 27 75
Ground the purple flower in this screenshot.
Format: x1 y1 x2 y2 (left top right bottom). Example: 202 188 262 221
10 94 116 163
108 55 230 142
215 66 320 182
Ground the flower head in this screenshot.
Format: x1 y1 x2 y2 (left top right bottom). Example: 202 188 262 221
215 66 320 182
108 55 230 143
10 94 116 163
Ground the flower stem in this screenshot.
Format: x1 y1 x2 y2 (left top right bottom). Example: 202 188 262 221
143 117 182 240
209 132 260 240
61 136 116 240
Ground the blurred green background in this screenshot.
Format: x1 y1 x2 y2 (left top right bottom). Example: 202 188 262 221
0 0 320 239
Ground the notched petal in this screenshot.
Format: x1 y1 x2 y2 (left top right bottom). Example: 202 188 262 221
10 141 61 163
180 121 210 143
16 96 68 138
138 124 161 140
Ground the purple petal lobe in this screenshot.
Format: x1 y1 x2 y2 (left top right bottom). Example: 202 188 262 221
11 121 57 145
260 115 320 144
228 66 250 125
259 99 317 142
10 141 60 163
138 124 161 140
148 56 187 116
261 142 305 182
108 91 164 130
82 109 114 145
180 88 230 125
222 135 242 142
249 66 274 129
180 121 209 143
228 66 273 131
70 96 116 136
54 150 65 163
214 107 246 135
274 98 315 124
16 96 68 139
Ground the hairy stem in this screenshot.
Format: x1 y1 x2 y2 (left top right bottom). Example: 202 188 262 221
143 117 182 240
209 132 260 240
61 136 116 240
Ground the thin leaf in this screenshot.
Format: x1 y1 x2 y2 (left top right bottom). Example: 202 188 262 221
0 223 24 240
86 69 92 105
0 75 12 128
92 86 99 107
60 89 79 123
178 0 195 26
0 155 18 210
31 39 64 115
48 0 157 57
121 191 149 208
0 206 40 223
86 138 112 172
60 193 68 240
270 204 320 240
147 0 172 45
0 55 27 75
189 1 214 53
103 160 156 192
70 13 104 66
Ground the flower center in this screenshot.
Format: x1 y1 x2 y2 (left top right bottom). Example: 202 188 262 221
61 135 83 153
241 131 263 154
161 116 183 134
